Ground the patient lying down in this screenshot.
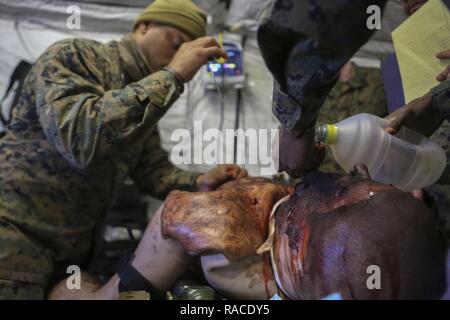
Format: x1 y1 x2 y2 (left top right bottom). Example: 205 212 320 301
48 170 447 300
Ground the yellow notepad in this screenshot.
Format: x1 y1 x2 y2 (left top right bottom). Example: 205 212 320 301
392 0 450 103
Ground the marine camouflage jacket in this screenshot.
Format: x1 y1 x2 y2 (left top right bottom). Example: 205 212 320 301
0 35 199 280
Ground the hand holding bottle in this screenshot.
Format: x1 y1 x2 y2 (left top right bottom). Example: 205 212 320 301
384 94 444 137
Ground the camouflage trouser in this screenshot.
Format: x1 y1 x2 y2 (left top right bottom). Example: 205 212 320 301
0 218 54 300
0 280 45 300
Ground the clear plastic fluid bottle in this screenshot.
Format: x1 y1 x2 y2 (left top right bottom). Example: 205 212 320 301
315 113 446 192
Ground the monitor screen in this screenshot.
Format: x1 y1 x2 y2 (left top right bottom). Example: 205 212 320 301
206 42 243 77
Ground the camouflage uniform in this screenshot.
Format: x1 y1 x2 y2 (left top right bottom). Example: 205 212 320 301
431 121 450 185
0 34 200 299
317 63 388 173
257 0 388 134
431 81 450 185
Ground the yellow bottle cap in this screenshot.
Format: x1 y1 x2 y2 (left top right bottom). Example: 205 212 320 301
325 124 338 145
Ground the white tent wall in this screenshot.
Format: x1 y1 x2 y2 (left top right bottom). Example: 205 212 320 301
0 0 142 97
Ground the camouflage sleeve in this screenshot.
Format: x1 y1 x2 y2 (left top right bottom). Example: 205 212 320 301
430 80 450 185
257 0 387 135
430 121 450 185
431 80 450 121
130 128 201 200
33 40 182 169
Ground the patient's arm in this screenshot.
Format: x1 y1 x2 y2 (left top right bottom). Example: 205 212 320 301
48 205 192 300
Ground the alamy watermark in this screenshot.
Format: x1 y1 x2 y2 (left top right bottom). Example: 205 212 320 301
66 5 81 30
64 5 381 33
366 265 381 290
367 5 382 30
66 265 81 290
170 121 279 176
